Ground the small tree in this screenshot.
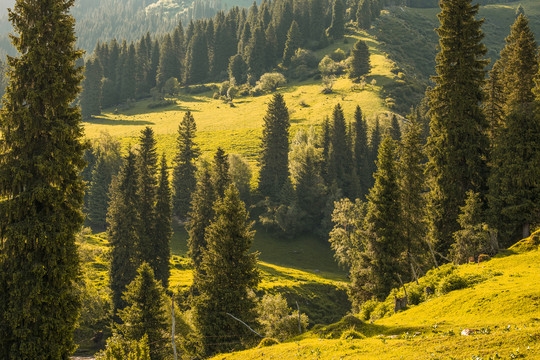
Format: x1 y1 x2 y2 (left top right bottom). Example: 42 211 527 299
257 294 308 341
96 334 150 360
349 39 370 80
255 72 287 92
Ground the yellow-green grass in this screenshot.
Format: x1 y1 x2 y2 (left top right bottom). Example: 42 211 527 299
210 247 540 360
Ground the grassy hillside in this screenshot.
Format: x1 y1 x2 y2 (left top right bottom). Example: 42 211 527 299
209 235 540 360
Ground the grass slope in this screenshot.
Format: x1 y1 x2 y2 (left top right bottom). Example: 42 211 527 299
210 244 540 360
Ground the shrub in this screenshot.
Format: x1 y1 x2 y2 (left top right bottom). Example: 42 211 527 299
329 48 347 62
407 284 425 305
147 99 176 109
163 77 180 95
96 334 150 360
257 294 309 341
318 56 346 76
254 72 287 93
438 273 468 295
321 76 335 94
183 84 214 94
257 338 280 348
219 81 231 96
358 299 378 321
340 329 365 340
370 301 392 320
291 48 318 69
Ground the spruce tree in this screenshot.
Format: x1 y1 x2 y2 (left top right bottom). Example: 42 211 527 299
172 111 200 220
0 0 85 357
245 25 267 82
258 94 291 200
368 119 381 190
483 65 505 143
349 39 370 80
135 35 151 98
389 115 402 141
81 57 103 119
136 127 159 271
172 23 185 82
327 0 345 39
187 165 216 272
184 29 209 84
193 185 259 357
356 0 371 30
212 148 231 198
229 54 247 85
229 153 253 204
327 104 354 197
353 106 370 198
120 43 137 102
108 150 141 313
156 35 177 89
351 134 402 302
154 155 172 288
282 21 302 67
118 263 169 360
426 0 489 257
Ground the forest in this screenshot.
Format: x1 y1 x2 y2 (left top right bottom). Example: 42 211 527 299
0 0 539 359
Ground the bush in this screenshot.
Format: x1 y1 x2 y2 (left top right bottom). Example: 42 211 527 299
329 48 347 62
321 76 335 94
257 338 280 348
147 99 176 109
407 284 425 306
219 81 231 96
257 294 309 341
163 77 180 95
358 299 378 321
291 48 318 69
183 84 215 94
254 72 287 93
370 301 392 320
96 334 150 360
318 56 346 76
340 329 365 340
438 273 468 295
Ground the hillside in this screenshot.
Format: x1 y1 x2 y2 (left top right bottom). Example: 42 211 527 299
209 235 540 360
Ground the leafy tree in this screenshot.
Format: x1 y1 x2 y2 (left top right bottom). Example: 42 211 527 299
327 0 345 39
329 198 366 270
172 111 200 219
258 94 291 200
154 155 172 288
108 150 141 313
118 263 169 360
193 185 259 357
136 127 159 272
255 72 287 92
349 39 370 80
351 134 403 303
0 0 85 356
282 21 302 66
229 153 252 204
451 191 497 264
426 0 489 257
81 57 103 119
212 148 231 198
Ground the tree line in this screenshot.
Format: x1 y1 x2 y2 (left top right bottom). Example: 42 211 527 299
79 0 384 117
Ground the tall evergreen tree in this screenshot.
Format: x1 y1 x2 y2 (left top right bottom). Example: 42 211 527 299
184 29 209 84
172 22 185 82
389 115 402 141
154 155 172 288
212 148 231 198
156 35 177 89
135 36 151 97
81 57 103 119
353 106 370 198
118 263 169 360
245 25 267 82
327 104 354 197
108 150 141 313
349 39 370 80
368 119 381 190
0 0 86 357
356 0 371 30
172 111 200 220
136 127 159 271
327 0 345 39
483 65 505 143
229 54 247 85
258 94 291 200
426 0 489 257
120 43 137 101
351 134 402 302
193 185 259 357
282 20 302 66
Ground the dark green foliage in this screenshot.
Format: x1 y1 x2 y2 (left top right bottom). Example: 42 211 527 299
229 153 252 204
212 148 231 198
172 23 184 82
120 43 137 101
87 135 123 229
353 106 370 198
193 185 259 357
187 165 216 272
184 29 209 84
135 35 151 98
351 134 403 303
156 35 177 89
483 65 505 142
172 111 200 219
368 119 381 191
327 104 354 198
81 57 103 119
136 127 159 272
229 53 247 85
118 263 169 360
426 0 489 257
282 21 302 67
0 0 85 357
246 25 267 82
327 0 345 39
108 150 141 313
356 0 371 30
154 155 172 288
258 94 291 200
349 39 370 80
451 191 496 264
389 115 401 141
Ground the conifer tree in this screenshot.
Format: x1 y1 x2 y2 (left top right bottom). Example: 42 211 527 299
154 155 172 288
118 263 169 360
148 39 160 90
327 0 345 39
327 104 354 197
172 23 185 82
120 43 137 101
135 35 151 97
309 0 327 44
368 119 381 190
229 54 247 85
258 94 291 200
212 148 231 198
136 127 159 270
282 21 302 66
426 0 489 257
349 39 370 80
483 65 505 143
81 57 103 119
245 25 267 81
389 115 402 141
353 106 370 198
351 134 402 302
172 111 200 220
188 165 216 272
193 185 259 357
184 29 209 84
0 0 86 356
108 150 141 313
356 0 371 30
156 35 177 89
229 153 253 205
